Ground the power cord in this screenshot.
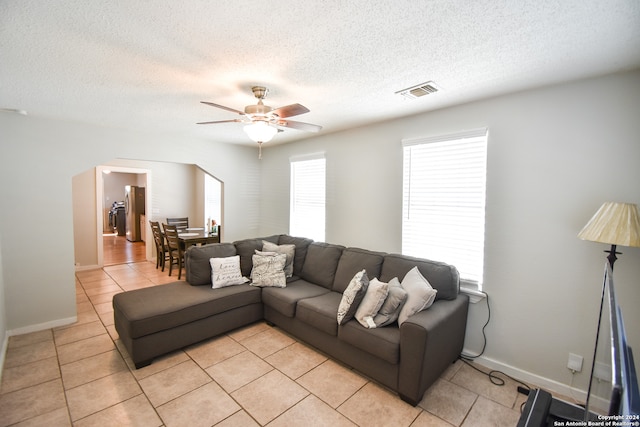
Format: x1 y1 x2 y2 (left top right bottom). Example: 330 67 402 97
456 290 532 412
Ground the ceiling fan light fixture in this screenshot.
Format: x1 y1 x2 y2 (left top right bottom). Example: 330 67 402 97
243 121 278 143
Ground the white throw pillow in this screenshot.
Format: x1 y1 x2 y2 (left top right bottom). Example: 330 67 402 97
250 252 287 288
373 277 407 327
337 269 369 325
210 256 249 289
355 278 390 328
262 241 295 278
397 266 437 325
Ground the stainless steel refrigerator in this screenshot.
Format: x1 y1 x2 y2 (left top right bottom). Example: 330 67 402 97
125 185 145 242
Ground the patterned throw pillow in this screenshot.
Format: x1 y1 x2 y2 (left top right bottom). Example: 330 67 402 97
250 252 287 288
337 269 369 325
262 241 295 277
209 256 249 289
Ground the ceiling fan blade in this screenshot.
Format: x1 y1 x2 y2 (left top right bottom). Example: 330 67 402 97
200 101 245 115
270 103 310 118
197 119 243 125
277 119 322 132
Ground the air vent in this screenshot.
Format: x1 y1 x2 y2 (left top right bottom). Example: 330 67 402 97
396 81 441 99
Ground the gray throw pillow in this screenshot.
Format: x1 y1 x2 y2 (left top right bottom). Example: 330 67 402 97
373 277 407 327
397 266 437 325
337 269 369 325
355 278 390 328
262 241 295 278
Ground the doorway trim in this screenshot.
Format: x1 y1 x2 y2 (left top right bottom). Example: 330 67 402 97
95 165 153 267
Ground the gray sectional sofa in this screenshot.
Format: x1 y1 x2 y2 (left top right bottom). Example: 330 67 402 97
113 234 469 406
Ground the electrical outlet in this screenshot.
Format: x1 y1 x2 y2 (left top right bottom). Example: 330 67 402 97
567 353 583 373
594 361 612 382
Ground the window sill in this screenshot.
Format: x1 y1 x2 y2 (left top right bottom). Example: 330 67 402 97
460 285 486 304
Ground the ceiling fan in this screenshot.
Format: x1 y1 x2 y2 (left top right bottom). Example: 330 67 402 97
198 86 322 158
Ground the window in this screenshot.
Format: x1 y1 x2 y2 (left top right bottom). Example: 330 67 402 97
402 129 488 287
204 173 222 230
290 154 326 241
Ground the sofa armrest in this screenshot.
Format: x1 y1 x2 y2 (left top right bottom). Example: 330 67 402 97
398 294 469 405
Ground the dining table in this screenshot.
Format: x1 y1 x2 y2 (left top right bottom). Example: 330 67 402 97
177 227 220 249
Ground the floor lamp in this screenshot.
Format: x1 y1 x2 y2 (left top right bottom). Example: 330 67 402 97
577 202 640 419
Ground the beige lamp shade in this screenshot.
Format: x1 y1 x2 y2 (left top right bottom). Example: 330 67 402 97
578 202 640 247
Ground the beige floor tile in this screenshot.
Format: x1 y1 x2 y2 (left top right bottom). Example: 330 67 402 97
126 350 190 381
0 357 60 394
88 290 123 305
65 370 141 421
157 382 241 427
460 396 520 427
227 321 270 342
450 363 519 408
266 341 327 379
7 329 52 349
79 277 118 290
269 395 357 427
214 410 260 427
74 394 162 427
206 350 273 393
239 327 296 358
84 284 123 297
410 410 455 427
338 382 421 427
58 334 115 365
53 320 106 345
76 270 110 282
297 359 367 408
0 379 67 427
138 360 211 407
11 407 71 427
61 349 127 389
76 300 95 314
419 379 478 426
93 300 115 314
3 339 56 368
186 335 246 369
232 370 309 425
74 309 101 326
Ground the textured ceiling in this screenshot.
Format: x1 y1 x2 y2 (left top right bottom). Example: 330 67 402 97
1 0 639 146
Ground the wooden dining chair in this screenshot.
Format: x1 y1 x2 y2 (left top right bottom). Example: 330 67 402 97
166 217 189 232
149 221 169 271
162 223 184 279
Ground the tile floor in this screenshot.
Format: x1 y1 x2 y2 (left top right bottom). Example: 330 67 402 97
0 262 527 426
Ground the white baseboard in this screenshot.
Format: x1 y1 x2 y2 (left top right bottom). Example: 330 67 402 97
8 316 77 337
466 352 610 412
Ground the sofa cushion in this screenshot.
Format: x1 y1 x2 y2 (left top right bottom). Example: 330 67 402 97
300 242 345 289
296 292 343 336
184 243 237 285
250 252 287 288
262 241 295 277
112 281 261 339
332 247 385 293
338 320 400 364
233 236 280 277
337 270 369 325
379 254 459 301
261 279 330 318
278 235 313 277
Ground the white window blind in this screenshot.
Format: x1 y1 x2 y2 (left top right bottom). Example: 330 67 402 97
402 129 488 286
290 154 326 242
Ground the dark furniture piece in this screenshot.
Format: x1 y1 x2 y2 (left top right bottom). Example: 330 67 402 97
162 223 183 279
166 217 189 232
149 221 169 271
113 234 469 406
177 227 221 248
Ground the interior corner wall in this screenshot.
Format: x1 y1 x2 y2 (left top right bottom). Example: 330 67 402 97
259 69 640 396
0 116 259 333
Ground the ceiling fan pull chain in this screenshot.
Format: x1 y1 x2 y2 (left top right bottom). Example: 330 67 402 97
258 141 263 160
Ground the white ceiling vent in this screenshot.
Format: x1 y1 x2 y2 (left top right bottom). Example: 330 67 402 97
396 81 441 99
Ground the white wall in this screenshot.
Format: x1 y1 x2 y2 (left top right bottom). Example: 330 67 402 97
0 116 260 333
259 70 640 397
